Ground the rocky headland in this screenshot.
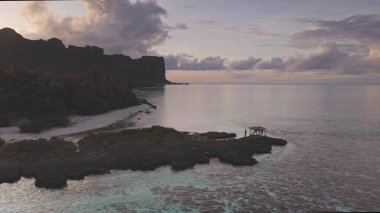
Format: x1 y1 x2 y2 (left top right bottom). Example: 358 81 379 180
0 28 169 84
0 126 286 189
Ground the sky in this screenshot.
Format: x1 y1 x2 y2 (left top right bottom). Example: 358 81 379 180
1 0 380 84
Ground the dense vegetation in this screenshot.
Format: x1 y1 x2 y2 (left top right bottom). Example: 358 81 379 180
0 138 4 147
0 67 139 133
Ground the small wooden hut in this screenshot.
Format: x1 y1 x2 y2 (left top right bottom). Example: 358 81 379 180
249 126 266 136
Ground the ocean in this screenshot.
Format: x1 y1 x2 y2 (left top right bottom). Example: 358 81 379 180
1 84 379 212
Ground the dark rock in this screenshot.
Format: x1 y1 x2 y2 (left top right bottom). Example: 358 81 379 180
201 132 237 139
140 99 157 109
126 152 170 171
0 126 287 189
34 169 67 189
47 38 65 49
19 163 39 178
62 160 87 180
0 139 78 161
218 151 258 166
266 137 287 146
0 163 21 183
0 28 23 41
85 160 110 175
108 156 131 170
64 167 86 180
171 154 209 171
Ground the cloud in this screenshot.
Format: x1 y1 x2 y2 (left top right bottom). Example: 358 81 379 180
165 54 286 72
164 54 180 70
21 3 380 76
295 43 348 70
229 57 261 70
197 19 280 37
174 14 380 74
22 0 178 58
281 15 380 74
282 42 380 74
168 41 380 74
256 57 287 70
164 54 226 70
170 23 188 31
197 19 219 26
292 14 380 49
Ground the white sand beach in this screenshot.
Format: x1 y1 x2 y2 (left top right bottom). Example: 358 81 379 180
0 104 151 142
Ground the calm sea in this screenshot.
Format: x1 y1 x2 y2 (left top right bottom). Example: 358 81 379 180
1 84 380 212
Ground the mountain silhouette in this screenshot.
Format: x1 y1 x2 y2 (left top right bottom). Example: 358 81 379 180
0 28 169 83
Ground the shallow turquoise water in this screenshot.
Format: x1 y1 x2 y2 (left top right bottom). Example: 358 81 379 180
1 84 380 212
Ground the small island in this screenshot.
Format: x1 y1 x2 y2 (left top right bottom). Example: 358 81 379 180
0 126 286 189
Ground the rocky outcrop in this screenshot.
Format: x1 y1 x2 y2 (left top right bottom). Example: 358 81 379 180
0 126 287 189
0 163 21 183
0 28 169 84
34 169 67 189
200 132 237 139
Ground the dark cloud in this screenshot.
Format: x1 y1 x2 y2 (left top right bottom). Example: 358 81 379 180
164 55 180 70
256 57 286 70
293 43 380 74
22 0 175 58
164 54 226 71
318 15 380 42
197 19 219 26
169 23 188 31
289 15 380 74
229 57 261 70
295 43 347 70
167 42 380 74
292 14 380 49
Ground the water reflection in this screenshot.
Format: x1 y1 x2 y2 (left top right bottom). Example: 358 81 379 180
1 84 380 212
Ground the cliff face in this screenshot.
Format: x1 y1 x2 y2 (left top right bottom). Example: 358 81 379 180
0 28 169 83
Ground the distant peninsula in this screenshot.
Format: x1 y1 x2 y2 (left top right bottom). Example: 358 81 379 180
0 28 169 84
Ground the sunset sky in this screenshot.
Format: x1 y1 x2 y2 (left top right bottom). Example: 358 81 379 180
1 0 380 84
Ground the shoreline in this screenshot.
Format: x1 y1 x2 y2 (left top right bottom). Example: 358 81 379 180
0 104 152 142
